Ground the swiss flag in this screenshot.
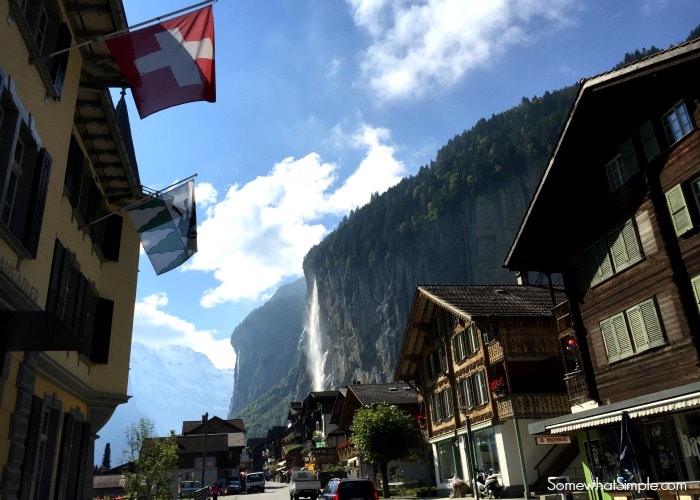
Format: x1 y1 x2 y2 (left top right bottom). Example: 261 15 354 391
106 6 216 118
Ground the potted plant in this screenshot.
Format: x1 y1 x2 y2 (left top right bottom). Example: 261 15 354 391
490 377 507 397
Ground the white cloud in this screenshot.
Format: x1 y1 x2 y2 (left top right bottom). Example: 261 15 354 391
187 123 406 307
133 293 236 369
347 0 578 101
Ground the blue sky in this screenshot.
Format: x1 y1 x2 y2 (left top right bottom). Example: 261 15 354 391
121 0 700 371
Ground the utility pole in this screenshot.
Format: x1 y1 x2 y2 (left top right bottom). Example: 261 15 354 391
202 412 208 488
459 407 479 500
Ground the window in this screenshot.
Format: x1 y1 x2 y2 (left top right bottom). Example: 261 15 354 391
599 297 665 362
584 218 643 286
466 323 480 355
458 370 489 410
9 0 72 98
0 86 51 258
605 139 639 192
46 239 114 363
663 101 693 145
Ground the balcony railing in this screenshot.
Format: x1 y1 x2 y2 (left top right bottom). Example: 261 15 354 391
494 393 570 420
564 370 592 404
487 333 561 363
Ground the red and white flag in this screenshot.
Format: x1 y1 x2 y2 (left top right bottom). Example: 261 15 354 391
106 6 216 118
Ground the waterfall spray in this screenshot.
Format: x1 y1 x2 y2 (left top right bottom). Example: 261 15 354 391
305 278 327 391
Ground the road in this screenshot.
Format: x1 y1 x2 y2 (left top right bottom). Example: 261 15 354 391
221 481 290 500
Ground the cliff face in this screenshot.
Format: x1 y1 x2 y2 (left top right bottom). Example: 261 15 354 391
306 167 544 391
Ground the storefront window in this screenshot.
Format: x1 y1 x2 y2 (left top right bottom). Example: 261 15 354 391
673 410 700 481
473 429 500 473
436 440 462 483
643 418 681 482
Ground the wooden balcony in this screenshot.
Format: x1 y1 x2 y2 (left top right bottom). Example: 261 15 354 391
487 333 561 363
494 393 570 420
564 370 593 405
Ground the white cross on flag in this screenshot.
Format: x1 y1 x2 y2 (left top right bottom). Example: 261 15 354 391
106 6 215 118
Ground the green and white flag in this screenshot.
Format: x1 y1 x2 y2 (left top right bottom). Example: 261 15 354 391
126 179 197 275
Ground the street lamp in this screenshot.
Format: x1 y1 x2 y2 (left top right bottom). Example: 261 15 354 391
202 412 208 488
458 407 479 500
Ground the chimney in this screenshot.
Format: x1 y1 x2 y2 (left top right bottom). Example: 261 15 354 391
516 271 529 285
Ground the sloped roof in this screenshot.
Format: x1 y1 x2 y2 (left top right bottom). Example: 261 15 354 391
417 284 565 318
182 416 245 435
93 474 124 490
395 284 565 381
346 383 418 406
505 38 700 272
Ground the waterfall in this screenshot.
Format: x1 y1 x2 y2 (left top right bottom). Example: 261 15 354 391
304 278 327 391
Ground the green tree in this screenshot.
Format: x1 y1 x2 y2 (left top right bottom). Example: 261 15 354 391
350 404 425 498
122 418 178 499
101 442 111 471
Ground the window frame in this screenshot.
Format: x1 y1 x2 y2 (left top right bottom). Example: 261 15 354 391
584 218 643 287
663 101 694 145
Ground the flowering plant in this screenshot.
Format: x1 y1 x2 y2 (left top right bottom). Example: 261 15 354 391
416 415 427 427
490 377 506 393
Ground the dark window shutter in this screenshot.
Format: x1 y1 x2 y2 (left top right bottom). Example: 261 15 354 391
46 239 65 313
55 412 75 498
101 215 123 261
20 395 44 500
49 22 71 96
82 284 98 356
64 136 83 203
91 298 114 363
25 147 52 257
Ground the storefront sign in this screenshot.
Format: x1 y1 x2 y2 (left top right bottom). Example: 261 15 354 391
536 436 571 445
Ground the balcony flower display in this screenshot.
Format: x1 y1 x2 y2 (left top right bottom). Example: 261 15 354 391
490 377 507 397
416 415 427 428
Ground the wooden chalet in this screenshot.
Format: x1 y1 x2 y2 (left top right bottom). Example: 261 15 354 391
394 284 573 496
504 38 700 499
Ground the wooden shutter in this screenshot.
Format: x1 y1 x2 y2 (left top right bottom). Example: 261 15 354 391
608 219 642 272
465 377 475 409
91 297 113 363
691 275 700 313
46 239 64 313
619 138 639 178
585 239 613 285
24 147 51 257
627 299 665 352
445 387 453 417
49 22 71 96
665 184 693 235
600 313 632 362
639 120 661 161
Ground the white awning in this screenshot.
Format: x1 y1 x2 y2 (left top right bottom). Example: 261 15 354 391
546 391 700 434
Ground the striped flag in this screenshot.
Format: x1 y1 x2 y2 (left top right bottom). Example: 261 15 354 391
127 180 197 275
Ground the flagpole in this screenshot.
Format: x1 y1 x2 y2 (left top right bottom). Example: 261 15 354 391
80 174 198 229
29 0 217 64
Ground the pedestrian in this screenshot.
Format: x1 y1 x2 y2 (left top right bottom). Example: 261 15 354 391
210 482 223 500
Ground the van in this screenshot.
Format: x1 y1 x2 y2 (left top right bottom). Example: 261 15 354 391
246 471 266 493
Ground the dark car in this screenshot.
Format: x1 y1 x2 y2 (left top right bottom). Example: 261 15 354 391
225 479 241 495
321 478 378 500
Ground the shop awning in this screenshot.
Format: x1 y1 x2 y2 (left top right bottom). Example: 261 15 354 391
530 381 700 435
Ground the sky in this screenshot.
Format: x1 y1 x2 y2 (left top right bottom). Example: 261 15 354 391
120 0 700 372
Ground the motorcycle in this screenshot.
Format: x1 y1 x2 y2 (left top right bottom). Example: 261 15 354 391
475 469 504 499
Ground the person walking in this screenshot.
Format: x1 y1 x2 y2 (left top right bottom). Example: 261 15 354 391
209 482 223 500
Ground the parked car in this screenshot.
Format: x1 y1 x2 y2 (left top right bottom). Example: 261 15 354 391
245 471 266 493
320 478 378 500
179 480 203 498
225 479 241 495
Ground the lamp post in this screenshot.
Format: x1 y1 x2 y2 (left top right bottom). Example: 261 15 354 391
459 407 479 500
202 412 208 488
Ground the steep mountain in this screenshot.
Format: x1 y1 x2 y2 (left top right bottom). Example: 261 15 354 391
229 278 308 414
228 86 578 437
95 342 235 463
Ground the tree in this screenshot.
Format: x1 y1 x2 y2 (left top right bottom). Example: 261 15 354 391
122 417 178 499
350 404 426 498
101 442 111 471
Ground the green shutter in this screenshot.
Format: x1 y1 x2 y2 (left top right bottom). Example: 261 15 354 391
626 299 664 352
601 313 632 362
692 275 700 313
609 219 642 271
639 120 661 161
665 184 693 235
585 239 614 285
619 138 639 177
